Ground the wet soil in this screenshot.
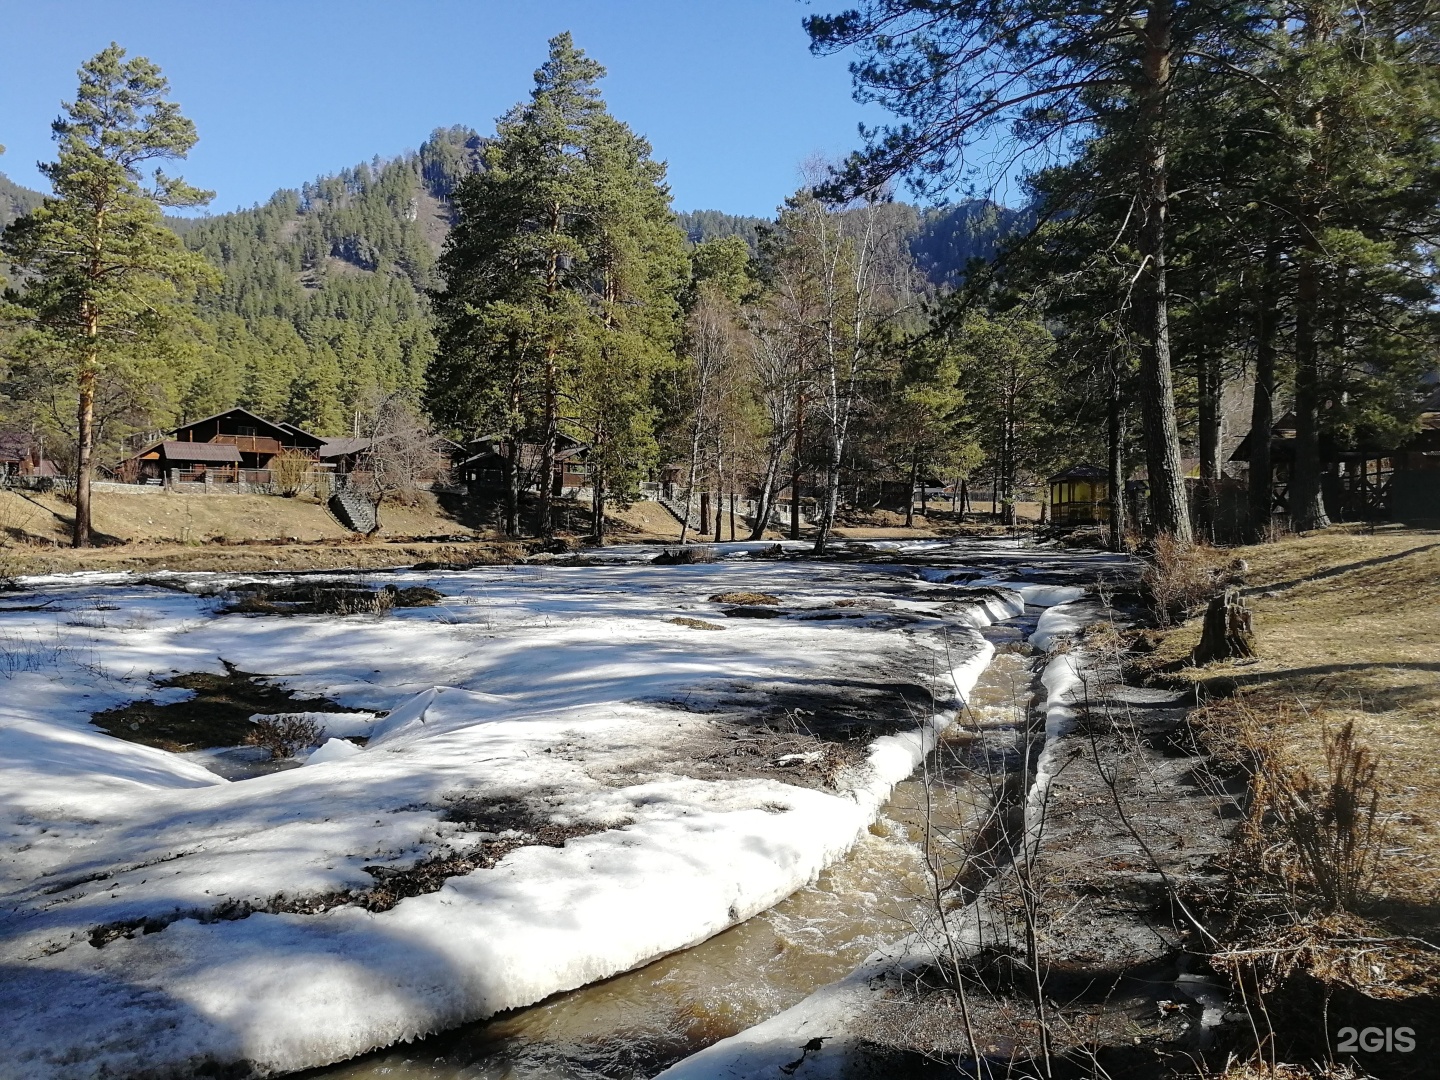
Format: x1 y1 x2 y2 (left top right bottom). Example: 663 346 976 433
91 661 352 751
89 801 620 949
223 582 444 615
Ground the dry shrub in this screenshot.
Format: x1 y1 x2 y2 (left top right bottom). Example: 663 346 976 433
244 714 321 758
1259 720 1387 913
270 449 314 497
1201 701 1389 913
653 545 716 565
1197 700 1439 1004
1204 1063 1370 1080
1140 534 1225 626
708 590 780 605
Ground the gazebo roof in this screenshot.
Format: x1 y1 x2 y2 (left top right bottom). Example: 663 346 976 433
1047 463 1107 484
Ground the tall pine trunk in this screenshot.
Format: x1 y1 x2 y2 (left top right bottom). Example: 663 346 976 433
1290 238 1330 531
1196 349 1221 538
1198 350 1221 481
73 356 96 549
1246 244 1280 541
1135 0 1193 541
539 352 557 536
1107 362 1127 552
905 456 919 528
505 437 520 538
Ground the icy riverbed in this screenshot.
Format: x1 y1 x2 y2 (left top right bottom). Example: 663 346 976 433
0 540 1121 1079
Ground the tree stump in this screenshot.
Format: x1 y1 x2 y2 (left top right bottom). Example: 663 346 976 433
1193 586 1256 665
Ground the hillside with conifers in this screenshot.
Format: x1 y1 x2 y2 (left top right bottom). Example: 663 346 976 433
1 147 1016 452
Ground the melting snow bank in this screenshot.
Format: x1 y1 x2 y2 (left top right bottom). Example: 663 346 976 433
0 561 1041 1080
657 604 1100 1080
0 645 994 1080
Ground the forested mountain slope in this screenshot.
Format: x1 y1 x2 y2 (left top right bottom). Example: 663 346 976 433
0 172 44 231
175 125 485 434
676 201 1024 285
5 144 1023 441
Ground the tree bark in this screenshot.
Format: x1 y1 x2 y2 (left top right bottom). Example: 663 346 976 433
748 440 784 541
73 360 95 548
1196 348 1221 539
1107 364 1128 552
539 361 556 537
1198 350 1221 481
591 459 605 541
1135 0 1193 542
1193 587 1256 665
1290 237 1330 531
905 456 919 528
1246 243 1280 541
789 395 804 540
505 436 520 538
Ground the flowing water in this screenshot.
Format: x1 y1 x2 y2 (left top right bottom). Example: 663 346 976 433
307 633 1042 1080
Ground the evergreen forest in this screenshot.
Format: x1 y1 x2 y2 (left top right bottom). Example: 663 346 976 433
1 7 1436 551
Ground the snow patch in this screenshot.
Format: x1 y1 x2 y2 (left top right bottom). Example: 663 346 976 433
305 738 363 765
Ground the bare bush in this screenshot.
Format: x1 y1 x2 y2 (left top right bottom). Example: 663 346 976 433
1257 720 1387 913
244 715 321 759
1140 534 1224 626
652 545 716 564
269 449 313 497
350 394 452 523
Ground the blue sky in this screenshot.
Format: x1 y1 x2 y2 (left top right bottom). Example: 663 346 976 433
0 0 899 218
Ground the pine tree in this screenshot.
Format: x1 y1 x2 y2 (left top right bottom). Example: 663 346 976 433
0 44 216 546
429 33 686 537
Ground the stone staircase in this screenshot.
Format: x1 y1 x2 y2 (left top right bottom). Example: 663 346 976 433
657 492 705 532
328 486 378 533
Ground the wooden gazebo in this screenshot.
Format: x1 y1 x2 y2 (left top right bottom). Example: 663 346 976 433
1048 463 1110 526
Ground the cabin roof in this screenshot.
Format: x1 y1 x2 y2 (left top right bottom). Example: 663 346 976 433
173 407 291 438
318 437 370 459
157 441 242 463
277 421 326 446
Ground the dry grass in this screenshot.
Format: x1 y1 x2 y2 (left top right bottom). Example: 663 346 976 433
708 590 781 605
1140 533 1229 626
1152 524 1440 919
0 488 490 546
652 545 716 564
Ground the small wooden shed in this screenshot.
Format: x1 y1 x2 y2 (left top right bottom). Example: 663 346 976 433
1048 463 1110 526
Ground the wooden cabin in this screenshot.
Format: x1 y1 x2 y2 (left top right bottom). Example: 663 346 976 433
1048 463 1110 526
0 431 63 481
120 408 325 483
1231 390 1440 523
459 433 590 495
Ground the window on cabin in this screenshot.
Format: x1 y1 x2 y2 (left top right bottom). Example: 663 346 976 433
236 425 257 437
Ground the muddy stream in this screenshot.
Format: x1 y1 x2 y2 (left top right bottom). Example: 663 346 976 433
306 618 1043 1080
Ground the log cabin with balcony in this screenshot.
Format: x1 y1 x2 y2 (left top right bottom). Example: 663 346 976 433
459 433 591 495
1230 389 1440 526
119 408 326 485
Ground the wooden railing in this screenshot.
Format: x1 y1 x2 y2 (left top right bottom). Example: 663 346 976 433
210 434 285 455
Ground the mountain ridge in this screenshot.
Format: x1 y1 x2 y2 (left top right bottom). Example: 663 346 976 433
2 137 1024 442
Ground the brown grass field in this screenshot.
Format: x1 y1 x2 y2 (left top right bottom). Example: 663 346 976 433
1149 524 1440 922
